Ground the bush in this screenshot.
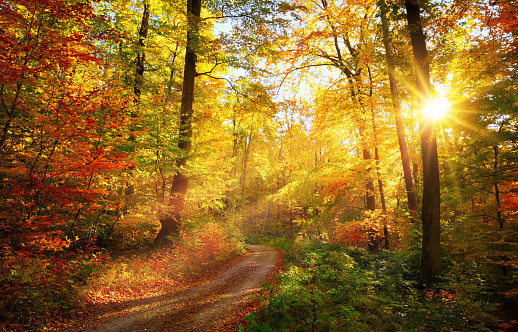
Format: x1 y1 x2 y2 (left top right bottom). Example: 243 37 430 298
0 248 106 325
242 239 501 332
83 223 247 304
178 224 247 273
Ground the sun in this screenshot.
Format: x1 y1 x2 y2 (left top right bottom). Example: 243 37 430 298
423 97 451 120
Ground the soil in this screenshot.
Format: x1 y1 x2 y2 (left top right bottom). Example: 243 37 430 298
80 245 281 332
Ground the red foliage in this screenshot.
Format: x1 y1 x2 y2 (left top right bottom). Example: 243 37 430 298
0 0 134 257
501 179 518 215
179 224 242 270
0 1 133 324
331 223 367 247
83 225 245 306
490 1 518 49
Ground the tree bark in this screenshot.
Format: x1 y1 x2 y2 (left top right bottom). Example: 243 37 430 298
363 148 376 211
134 2 150 102
379 0 418 216
367 65 386 214
493 145 508 275
241 134 252 194
154 0 201 247
404 0 441 282
0 81 23 153
126 2 150 207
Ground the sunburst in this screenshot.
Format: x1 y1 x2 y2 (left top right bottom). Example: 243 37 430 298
423 97 451 120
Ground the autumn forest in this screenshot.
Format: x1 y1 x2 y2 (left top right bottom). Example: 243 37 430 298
1 0 518 330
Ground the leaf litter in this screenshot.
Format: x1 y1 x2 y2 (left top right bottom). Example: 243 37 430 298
69 245 282 332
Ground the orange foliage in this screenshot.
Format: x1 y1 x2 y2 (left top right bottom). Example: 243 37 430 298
330 222 367 247
0 0 133 324
179 224 244 271
84 224 245 305
0 0 133 257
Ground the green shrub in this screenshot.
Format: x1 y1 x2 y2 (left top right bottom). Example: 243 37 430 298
242 239 501 332
0 250 106 324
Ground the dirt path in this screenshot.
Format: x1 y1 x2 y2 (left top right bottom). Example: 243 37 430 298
85 245 280 332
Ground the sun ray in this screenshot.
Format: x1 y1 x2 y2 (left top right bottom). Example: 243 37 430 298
424 97 451 120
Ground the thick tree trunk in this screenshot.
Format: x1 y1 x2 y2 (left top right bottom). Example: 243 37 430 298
154 0 201 248
379 0 418 217
405 0 441 282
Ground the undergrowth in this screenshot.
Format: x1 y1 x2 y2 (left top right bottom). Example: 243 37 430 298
83 223 247 304
240 238 505 332
0 223 246 331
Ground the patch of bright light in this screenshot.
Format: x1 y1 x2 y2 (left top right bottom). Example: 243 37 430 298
423 98 451 120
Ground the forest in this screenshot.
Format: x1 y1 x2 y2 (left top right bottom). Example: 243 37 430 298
1 0 517 330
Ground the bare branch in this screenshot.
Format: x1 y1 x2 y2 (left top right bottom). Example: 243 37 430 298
196 60 220 77
202 73 264 105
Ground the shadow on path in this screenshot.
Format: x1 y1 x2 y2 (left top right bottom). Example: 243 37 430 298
85 245 280 332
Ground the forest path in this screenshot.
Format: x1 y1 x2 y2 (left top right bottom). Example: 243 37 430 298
85 245 280 332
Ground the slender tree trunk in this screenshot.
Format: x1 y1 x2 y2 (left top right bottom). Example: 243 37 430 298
290 204 295 238
0 117 12 153
367 66 386 214
379 0 418 217
241 134 252 193
321 0 376 215
134 2 150 102
493 146 504 229
363 148 376 211
374 139 390 249
0 81 23 153
353 85 376 213
125 2 150 209
493 145 508 275
375 148 386 212
368 66 388 250
154 0 201 247
405 0 441 282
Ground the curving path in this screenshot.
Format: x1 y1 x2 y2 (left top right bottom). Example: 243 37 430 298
86 245 280 332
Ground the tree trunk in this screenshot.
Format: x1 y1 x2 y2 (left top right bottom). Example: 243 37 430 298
134 2 150 102
493 145 508 275
379 0 418 217
241 134 252 194
320 0 376 215
368 65 389 250
1 81 23 153
126 2 150 207
405 0 441 282
363 148 376 211
154 0 201 248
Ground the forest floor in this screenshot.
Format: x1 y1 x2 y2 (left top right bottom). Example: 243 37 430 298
70 245 281 332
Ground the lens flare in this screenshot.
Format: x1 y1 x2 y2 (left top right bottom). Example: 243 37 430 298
423 98 451 120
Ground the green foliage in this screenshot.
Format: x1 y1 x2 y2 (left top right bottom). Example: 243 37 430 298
0 250 107 323
242 240 501 332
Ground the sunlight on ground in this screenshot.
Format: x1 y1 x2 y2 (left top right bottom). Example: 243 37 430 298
82 225 245 305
